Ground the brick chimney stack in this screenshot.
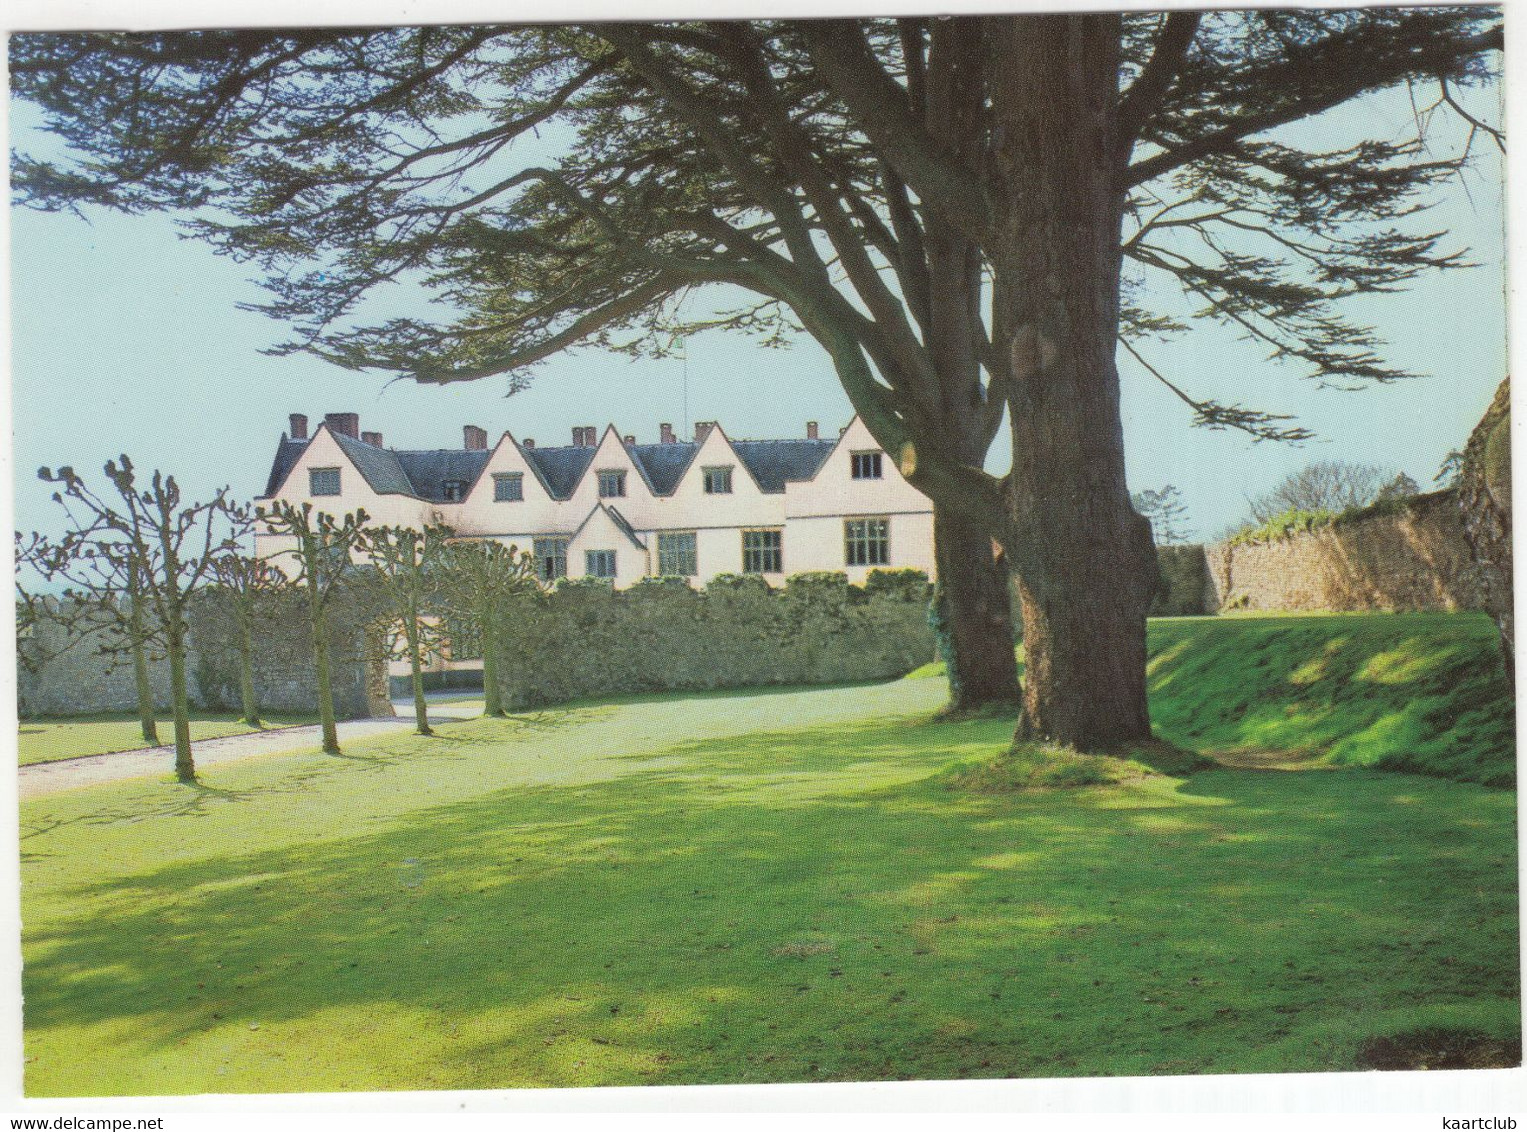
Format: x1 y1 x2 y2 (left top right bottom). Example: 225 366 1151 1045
584 425 597 446
362 431 384 447
289 413 309 440
660 423 676 444
463 425 488 451
623 435 636 447
324 412 360 439
695 421 716 442
806 421 819 440
522 438 535 449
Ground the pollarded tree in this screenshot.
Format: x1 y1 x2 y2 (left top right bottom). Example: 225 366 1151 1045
14 529 159 737
438 540 542 718
208 550 289 729
258 500 369 754
11 11 1503 748
359 522 454 737
38 459 231 782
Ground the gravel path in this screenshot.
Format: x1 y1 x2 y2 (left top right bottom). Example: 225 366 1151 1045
18 699 484 800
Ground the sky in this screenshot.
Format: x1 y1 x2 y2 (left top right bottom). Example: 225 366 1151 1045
5 15 1509 547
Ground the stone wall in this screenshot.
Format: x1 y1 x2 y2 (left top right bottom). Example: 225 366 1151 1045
1205 490 1484 613
18 592 391 719
490 569 937 710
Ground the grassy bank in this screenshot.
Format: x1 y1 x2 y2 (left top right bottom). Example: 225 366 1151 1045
19 672 1519 1094
1147 613 1514 786
913 612 1513 786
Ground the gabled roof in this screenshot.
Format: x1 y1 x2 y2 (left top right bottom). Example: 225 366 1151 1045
628 443 700 495
569 502 647 550
391 448 492 500
524 445 597 499
262 425 844 503
732 439 836 493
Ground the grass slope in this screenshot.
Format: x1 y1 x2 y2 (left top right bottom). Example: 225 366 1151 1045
20 671 1518 1094
1147 613 1514 786
913 612 1514 786
18 713 317 767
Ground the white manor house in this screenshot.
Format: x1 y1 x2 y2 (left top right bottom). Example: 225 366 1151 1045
256 411 937 586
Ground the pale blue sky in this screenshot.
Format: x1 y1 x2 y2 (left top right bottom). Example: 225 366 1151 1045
7 48 1507 545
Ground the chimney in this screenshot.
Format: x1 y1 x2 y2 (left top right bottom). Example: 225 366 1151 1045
324 412 359 439
839 425 849 437
584 425 597 446
806 421 819 440
463 424 488 451
660 423 676 444
362 431 384 447
695 421 715 442
623 435 636 447
289 413 309 440
522 438 535 449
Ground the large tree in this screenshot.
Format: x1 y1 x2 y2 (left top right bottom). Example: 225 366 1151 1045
11 10 1501 748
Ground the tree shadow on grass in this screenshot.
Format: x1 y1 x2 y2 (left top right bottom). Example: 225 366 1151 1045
19 711 1521 1095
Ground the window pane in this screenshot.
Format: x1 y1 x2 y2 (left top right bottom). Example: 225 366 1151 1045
494 473 523 502
657 532 697 576
598 470 626 498
851 452 883 480
585 549 616 579
309 467 341 496
703 467 732 494
845 518 890 566
742 529 782 574
533 537 568 581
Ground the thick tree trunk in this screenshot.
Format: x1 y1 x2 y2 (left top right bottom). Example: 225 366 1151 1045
934 508 1021 711
237 613 262 727
988 14 1157 750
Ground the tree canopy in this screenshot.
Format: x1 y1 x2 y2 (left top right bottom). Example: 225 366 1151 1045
11 10 1502 748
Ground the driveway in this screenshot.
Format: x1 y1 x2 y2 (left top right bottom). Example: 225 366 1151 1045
18 698 484 800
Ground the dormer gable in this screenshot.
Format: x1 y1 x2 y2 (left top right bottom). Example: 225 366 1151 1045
460 431 556 506
670 422 765 497
579 424 656 501
266 420 414 503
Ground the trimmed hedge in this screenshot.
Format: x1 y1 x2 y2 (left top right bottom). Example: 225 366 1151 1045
490 569 937 709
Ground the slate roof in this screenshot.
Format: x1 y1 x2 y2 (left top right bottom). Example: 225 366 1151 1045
524 445 597 499
263 430 841 502
627 443 699 495
731 439 837 493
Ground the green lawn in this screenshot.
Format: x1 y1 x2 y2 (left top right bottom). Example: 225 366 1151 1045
17 713 318 767
19 647 1518 1094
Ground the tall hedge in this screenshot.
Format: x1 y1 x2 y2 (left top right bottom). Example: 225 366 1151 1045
489 569 937 709
1151 545 1212 616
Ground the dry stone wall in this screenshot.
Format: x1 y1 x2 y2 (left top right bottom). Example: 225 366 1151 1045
18 591 390 719
1205 490 1484 614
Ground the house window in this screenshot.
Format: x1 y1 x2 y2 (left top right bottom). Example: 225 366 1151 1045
703 466 733 495
845 518 890 566
493 472 524 502
442 479 469 502
309 467 341 496
598 470 626 498
657 532 697 577
851 452 884 480
742 529 783 574
533 537 569 582
585 549 617 579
